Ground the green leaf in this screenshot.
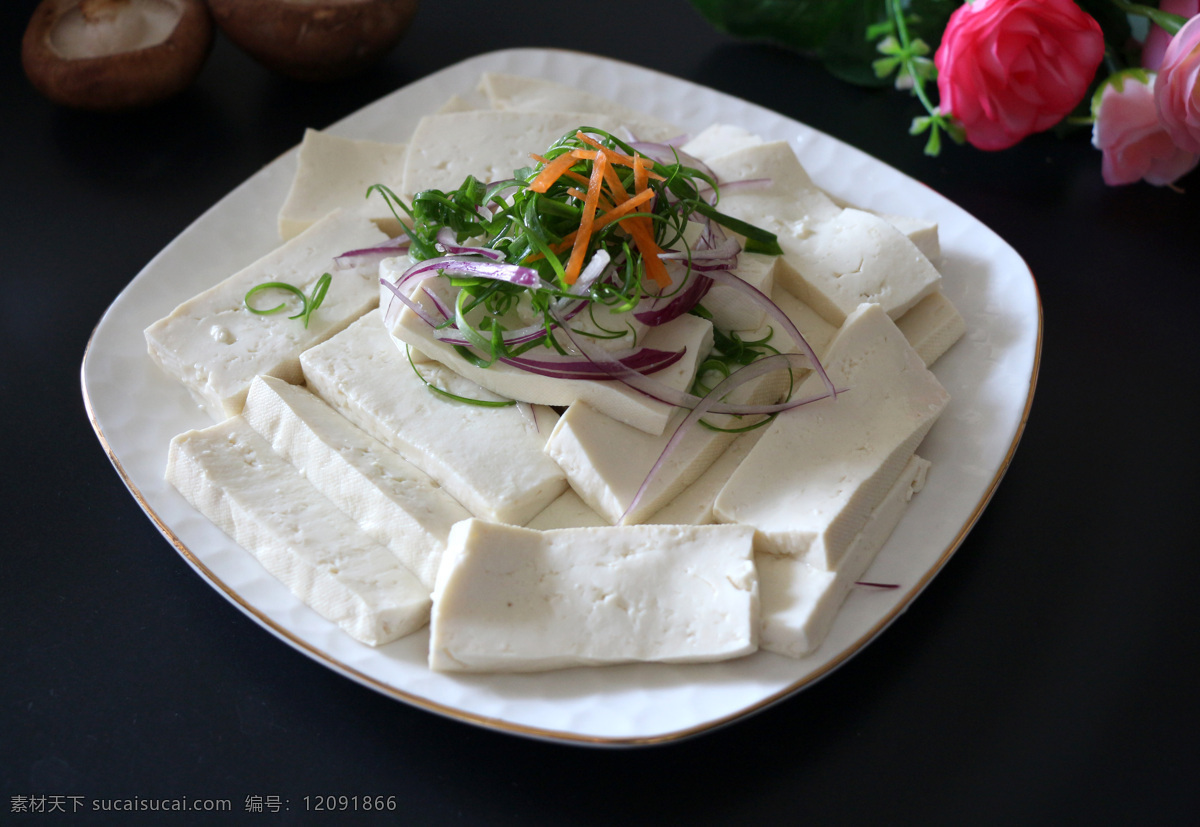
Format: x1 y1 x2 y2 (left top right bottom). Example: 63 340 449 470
687 0 862 52
873 56 902 78
923 125 942 156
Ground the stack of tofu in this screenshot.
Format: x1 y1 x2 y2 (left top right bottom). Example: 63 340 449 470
145 74 964 671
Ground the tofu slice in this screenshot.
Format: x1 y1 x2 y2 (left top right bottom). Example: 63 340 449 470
525 489 610 531
145 209 387 421
428 519 759 672
713 303 950 570
166 417 430 646
300 311 566 526
242 375 470 591
758 455 931 658
895 290 966 368
703 252 778 333
277 129 409 240
877 213 940 263
478 73 682 141
772 207 944 326
645 426 767 526
545 402 737 526
704 140 843 236
825 192 943 265
401 110 631 197
383 276 715 436
706 143 942 325
435 92 483 114
771 285 839 361
680 124 765 164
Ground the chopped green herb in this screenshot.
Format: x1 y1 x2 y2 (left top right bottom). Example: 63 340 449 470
244 272 332 328
404 343 516 407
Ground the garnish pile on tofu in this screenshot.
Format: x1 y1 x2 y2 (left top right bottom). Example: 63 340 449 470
147 73 965 671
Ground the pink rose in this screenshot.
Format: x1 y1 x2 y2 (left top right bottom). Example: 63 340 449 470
935 0 1105 151
1155 14 1200 153
1142 0 1199 71
1092 71 1200 186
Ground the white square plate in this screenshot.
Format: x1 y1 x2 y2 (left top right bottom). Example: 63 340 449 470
82 48 1041 746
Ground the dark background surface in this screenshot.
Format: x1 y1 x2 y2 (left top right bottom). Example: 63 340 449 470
3 1 1197 824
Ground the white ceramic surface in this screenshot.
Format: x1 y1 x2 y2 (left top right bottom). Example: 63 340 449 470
81 48 1041 746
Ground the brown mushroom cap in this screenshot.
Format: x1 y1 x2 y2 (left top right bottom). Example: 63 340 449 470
22 0 214 111
207 0 419 82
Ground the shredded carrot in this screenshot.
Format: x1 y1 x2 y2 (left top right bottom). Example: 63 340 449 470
562 169 591 188
626 220 670 288
528 152 581 193
622 154 669 287
564 150 609 284
602 162 630 202
569 146 666 179
526 139 668 285
633 154 649 194
573 133 666 178
542 187 657 255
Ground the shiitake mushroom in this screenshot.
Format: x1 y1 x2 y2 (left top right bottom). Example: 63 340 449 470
207 0 419 82
22 0 214 111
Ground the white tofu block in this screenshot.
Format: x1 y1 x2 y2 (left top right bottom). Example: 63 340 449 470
435 93 481 114
646 426 767 526
771 285 839 362
877 213 941 263
703 252 778 333
705 141 843 241
428 519 759 672
714 303 950 570
824 194 942 264
277 129 409 240
759 455 931 658
680 124 765 164
545 403 737 526
706 143 941 325
145 209 387 421
525 489 609 531
401 110 630 197
300 311 566 526
772 207 943 325
384 277 714 437
242 375 471 591
895 290 966 368
478 73 682 141
166 417 430 646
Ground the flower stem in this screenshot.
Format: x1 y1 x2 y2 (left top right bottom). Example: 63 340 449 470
881 0 962 155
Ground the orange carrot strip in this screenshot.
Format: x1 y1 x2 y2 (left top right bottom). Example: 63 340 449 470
624 154 669 286
544 187 656 255
562 169 591 188
574 133 666 176
569 147 666 179
564 150 608 284
627 220 671 288
633 154 649 193
528 152 581 193
602 162 630 202
594 187 653 231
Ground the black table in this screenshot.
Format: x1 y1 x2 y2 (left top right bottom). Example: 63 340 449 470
4 1 1197 824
